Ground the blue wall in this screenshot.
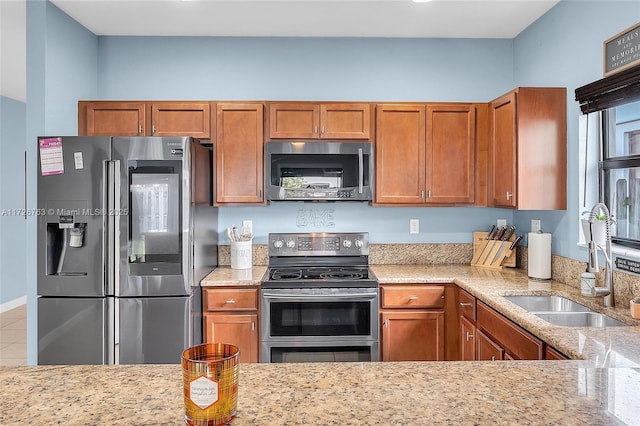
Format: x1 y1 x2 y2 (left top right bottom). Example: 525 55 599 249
0 96 27 306
24 0 99 363
97 35 517 244
512 0 640 261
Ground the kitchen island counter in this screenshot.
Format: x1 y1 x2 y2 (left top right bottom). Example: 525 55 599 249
1 361 635 425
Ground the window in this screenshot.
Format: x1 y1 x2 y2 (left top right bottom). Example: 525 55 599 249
602 101 640 249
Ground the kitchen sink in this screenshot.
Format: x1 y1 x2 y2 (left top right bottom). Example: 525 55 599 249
534 312 627 327
503 295 628 327
503 295 592 313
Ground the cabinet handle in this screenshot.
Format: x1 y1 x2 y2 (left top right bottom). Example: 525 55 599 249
152 124 156 134
251 322 255 331
506 192 513 200
491 356 496 361
383 320 388 328
138 124 142 135
428 190 432 198
459 302 472 307
314 125 318 134
421 191 425 199
465 332 474 341
225 299 236 304
321 125 325 134
408 296 419 301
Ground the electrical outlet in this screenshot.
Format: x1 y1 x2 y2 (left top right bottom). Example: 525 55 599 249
242 220 253 234
410 219 419 234
531 219 541 233
497 219 507 228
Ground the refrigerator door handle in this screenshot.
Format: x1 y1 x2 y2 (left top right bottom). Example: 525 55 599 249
109 160 121 297
105 161 114 296
111 297 118 365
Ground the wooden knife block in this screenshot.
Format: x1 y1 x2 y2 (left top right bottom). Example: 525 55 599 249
471 231 517 269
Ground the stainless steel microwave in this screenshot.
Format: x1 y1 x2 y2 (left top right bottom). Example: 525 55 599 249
265 141 374 201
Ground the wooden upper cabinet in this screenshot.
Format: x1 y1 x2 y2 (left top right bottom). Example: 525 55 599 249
426 104 476 204
375 104 426 205
82 102 146 136
489 87 567 210
150 102 210 138
79 101 211 139
214 102 265 205
268 102 371 140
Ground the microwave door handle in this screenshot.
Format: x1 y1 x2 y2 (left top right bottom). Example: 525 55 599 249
358 148 364 194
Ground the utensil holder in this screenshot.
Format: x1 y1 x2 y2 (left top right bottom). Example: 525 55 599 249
230 241 252 269
471 231 516 269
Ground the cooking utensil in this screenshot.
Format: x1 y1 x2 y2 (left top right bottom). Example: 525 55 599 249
478 226 504 264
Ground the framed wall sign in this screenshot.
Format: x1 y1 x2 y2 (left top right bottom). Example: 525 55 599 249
604 22 640 77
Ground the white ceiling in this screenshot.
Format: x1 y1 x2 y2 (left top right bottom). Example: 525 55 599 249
50 0 561 39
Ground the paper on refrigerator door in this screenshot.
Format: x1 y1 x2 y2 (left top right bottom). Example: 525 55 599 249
39 137 65 176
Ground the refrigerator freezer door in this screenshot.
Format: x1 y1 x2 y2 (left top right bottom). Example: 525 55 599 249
113 137 192 297
37 136 111 297
38 297 108 365
117 296 191 364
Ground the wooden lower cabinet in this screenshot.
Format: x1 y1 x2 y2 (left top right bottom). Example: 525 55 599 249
202 288 259 363
476 328 505 361
460 315 476 361
380 283 453 361
203 313 258 363
476 301 544 360
546 346 570 360
381 311 445 361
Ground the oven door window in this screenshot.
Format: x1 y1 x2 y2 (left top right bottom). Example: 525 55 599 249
269 301 371 336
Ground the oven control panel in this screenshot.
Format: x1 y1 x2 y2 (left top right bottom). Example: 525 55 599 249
268 232 369 256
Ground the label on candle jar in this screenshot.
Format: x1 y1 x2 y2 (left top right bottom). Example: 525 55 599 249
189 376 219 409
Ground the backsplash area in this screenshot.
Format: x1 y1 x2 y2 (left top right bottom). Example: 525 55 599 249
217 243 640 306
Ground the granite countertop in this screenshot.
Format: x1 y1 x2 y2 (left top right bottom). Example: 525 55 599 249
2 361 637 425
201 264 640 367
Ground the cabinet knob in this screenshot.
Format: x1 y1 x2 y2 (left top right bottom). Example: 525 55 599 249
225 299 236 304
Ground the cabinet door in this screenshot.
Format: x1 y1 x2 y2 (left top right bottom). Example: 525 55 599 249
546 346 569 360
268 103 320 139
490 92 517 208
215 103 264 204
476 329 504 361
381 310 444 361
320 103 371 140
375 104 426 204
426 104 475 204
84 102 145 136
203 313 258 363
460 315 476 361
151 102 210 138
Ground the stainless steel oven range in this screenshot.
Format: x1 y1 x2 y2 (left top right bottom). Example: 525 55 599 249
261 232 379 363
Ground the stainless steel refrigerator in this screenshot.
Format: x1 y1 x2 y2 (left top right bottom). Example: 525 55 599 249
37 136 217 365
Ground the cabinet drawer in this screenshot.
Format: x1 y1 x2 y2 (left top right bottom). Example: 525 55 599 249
204 288 258 311
476 301 543 360
381 285 445 309
458 288 476 320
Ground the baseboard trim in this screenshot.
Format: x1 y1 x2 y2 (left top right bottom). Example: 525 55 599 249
0 296 27 313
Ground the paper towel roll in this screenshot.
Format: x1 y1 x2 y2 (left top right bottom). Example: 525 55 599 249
528 232 551 280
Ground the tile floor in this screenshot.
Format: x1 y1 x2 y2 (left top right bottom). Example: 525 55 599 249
0 305 27 366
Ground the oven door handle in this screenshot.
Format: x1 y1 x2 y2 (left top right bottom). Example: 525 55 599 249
262 292 378 300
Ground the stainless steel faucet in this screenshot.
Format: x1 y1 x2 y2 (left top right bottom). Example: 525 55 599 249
586 202 615 307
